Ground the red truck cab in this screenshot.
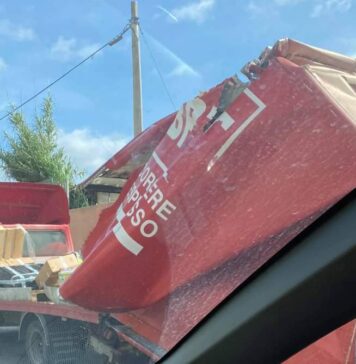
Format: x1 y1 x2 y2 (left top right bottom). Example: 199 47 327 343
0 182 73 262
0 224 73 258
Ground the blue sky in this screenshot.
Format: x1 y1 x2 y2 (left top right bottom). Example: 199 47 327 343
0 0 355 176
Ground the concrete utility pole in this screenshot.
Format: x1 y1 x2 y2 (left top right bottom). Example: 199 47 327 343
131 0 143 136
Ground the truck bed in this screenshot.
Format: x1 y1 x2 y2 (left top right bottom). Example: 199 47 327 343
0 300 99 324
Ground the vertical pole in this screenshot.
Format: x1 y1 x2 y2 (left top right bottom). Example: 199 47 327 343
131 0 143 136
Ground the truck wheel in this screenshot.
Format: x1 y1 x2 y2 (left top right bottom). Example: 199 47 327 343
24 317 88 364
25 320 50 364
48 320 88 363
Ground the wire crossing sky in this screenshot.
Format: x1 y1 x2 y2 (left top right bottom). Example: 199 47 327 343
0 0 355 178
0 23 131 121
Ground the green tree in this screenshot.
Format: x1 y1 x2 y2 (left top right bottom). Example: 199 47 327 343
0 96 88 208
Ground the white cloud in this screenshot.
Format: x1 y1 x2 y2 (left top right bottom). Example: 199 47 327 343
58 128 128 175
171 0 215 23
311 0 352 17
148 34 200 78
0 19 35 41
76 44 100 59
0 57 7 72
168 63 198 77
156 5 179 22
50 36 100 62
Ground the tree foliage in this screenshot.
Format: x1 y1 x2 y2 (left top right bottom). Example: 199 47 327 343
0 96 88 208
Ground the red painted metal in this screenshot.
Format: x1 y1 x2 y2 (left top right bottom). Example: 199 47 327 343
0 182 69 225
285 320 356 364
60 41 356 359
0 300 99 323
61 56 356 312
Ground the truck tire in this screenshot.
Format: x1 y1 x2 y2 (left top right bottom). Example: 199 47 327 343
25 320 50 364
25 317 88 364
48 319 87 363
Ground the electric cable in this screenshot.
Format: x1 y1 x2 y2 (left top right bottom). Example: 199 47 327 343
0 23 131 122
139 25 177 110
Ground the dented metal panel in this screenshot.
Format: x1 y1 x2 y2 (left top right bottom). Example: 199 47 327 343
60 39 356 359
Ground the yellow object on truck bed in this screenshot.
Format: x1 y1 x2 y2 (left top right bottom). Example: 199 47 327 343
0 226 25 259
35 253 81 288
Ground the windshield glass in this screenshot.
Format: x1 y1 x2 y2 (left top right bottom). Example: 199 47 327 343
24 230 67 257
0 1 355 363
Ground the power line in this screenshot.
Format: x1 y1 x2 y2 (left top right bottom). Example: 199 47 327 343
139 25 177 110
0 23 131 122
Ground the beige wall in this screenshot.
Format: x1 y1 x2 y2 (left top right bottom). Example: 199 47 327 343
69 203 111 251
97 192 119 204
